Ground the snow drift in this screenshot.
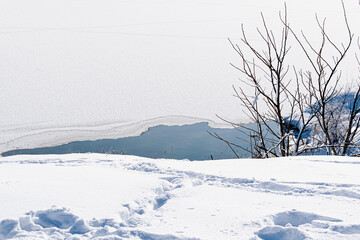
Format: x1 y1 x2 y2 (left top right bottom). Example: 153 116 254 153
1 154 360 239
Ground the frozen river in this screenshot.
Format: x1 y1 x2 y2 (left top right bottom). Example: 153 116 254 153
2 122 251 160
0 0 359 153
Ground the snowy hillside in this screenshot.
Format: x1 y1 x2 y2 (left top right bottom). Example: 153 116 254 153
1 154 360 239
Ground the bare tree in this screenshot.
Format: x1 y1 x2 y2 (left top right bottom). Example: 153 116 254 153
288 1 360 156
212 0 360 158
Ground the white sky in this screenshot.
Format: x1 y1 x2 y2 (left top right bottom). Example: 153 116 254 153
0 0 359 129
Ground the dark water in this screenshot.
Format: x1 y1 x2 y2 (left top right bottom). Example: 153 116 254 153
2 122 258 160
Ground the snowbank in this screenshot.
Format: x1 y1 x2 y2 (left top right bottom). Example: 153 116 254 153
1 154 360 239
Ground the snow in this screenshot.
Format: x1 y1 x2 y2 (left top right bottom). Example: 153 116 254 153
1 1 360 239
0 0 360 154
1 154 360 239
0 115 228 155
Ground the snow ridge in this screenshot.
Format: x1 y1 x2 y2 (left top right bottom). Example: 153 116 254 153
1 208 199 239
124 160 360 201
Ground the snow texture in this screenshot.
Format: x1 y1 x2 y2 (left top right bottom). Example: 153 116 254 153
256 226 306 240
271 211 341 227
1 154 360 239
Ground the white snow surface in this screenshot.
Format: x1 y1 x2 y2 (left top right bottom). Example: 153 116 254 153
1 154 360 239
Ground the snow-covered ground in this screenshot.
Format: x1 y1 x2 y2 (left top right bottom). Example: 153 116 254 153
1 153 360 239
1 2 360 239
